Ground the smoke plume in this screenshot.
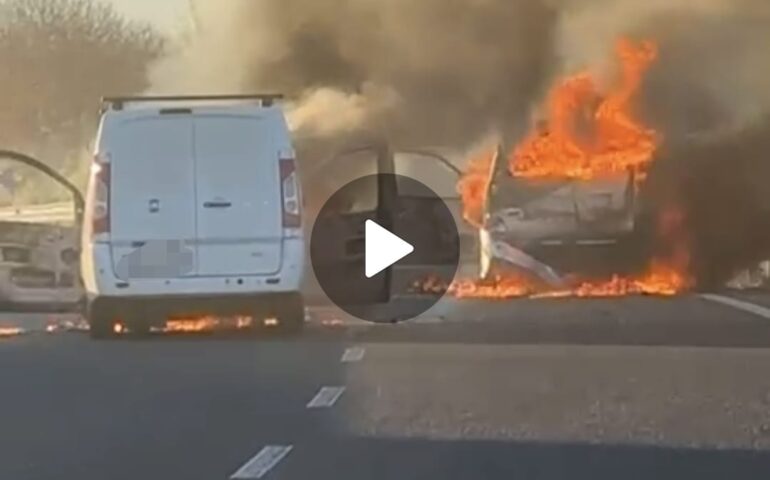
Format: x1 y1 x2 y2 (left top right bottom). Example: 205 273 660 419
150 0 770 285
150 0 559 150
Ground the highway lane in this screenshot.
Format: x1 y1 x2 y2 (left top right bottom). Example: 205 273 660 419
2 294 770 479
0 333 350 480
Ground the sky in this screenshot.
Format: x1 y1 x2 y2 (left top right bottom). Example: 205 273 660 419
106 0 189 30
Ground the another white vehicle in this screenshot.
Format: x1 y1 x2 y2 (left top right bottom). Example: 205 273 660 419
81 95 305 338
0 242 81 312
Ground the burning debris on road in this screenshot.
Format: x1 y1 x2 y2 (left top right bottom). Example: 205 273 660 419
0 327 24 338
447 261 689 300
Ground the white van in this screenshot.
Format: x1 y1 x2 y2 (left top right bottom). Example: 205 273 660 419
81 95 305 338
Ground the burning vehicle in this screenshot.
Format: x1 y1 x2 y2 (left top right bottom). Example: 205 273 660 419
455 38 690 297
477 145 647 285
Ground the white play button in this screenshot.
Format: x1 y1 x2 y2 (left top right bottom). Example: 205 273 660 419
365 220 414 278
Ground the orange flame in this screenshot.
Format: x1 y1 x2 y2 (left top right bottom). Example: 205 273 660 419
163 316 254 333
415 259 691 300
0 327 24 338
457 38 660 232
544 262 691 298
511 38 659 179
457 149 494 227
448 274 534 300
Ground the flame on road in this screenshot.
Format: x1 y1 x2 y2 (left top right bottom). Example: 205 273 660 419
163 316 255 333
448 274 533 299
417 260 691 300
0 327 24 338
540 262 691 298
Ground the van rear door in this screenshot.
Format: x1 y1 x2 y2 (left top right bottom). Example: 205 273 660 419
193 115 283 276
109 116 197 279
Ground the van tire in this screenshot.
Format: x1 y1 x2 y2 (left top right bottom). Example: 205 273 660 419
275 294 305 335
127 318 152 338
88 303 118 340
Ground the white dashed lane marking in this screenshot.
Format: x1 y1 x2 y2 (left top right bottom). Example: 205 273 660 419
230 445 293 479
341 346 366 363
701 294 770 319
306 386 346 408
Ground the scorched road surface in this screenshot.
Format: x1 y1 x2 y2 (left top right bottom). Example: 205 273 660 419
2 294 770 479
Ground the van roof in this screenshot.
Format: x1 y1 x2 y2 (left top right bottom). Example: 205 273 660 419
101 94 284 113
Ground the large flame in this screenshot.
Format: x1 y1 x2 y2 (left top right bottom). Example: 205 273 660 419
457 38 659 227
511 38 659 179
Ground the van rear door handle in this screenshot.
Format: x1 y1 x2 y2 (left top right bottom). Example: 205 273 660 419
204 200 232 209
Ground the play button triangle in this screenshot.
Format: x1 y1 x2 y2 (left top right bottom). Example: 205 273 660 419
365 220 414 278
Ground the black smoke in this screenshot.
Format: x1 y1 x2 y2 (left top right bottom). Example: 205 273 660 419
636 4 770 286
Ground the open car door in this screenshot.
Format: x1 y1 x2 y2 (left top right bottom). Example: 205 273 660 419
308 143 397 316
309 143 462 322
389 149 463 298
0 150 85 313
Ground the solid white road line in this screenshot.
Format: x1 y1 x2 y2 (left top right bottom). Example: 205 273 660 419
341 346 366 363
306 386 346 408
413 316 444 325
700 294 770 319
230 445 293 479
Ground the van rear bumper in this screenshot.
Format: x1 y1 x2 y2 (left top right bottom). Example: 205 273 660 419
88 292 300 323
82 240 304 298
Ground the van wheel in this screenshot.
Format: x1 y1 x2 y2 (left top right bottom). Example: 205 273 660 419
88 303 119 340
275 294 305 335
127 319 152 338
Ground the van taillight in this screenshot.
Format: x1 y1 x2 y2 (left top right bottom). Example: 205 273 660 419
279 158 301 228
92 160 111 235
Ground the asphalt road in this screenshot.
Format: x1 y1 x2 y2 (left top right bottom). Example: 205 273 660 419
3 294 770 479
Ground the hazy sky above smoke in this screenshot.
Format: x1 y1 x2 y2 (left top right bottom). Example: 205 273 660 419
107 0 187 30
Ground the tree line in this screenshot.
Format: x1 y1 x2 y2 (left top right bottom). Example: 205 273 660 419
0 0 165 203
